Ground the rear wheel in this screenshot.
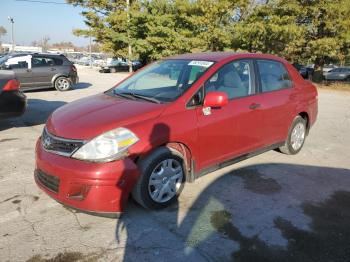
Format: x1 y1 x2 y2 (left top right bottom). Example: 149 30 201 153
279 116 307 155
132 147 185 209
54 77 71 91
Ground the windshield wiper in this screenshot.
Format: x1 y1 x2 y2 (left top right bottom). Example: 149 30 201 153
114 92 136 100
115 91 161 104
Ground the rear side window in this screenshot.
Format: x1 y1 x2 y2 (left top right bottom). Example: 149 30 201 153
257 60 292 92
53 58 63 65
32 56 63 67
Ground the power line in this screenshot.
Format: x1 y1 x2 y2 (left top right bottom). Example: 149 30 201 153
15 0 69 5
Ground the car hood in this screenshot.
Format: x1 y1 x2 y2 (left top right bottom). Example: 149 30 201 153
46 93 167 140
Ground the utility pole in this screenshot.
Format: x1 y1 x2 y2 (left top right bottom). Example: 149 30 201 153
126 0 132 73
89 27 92 68
7 17 14 52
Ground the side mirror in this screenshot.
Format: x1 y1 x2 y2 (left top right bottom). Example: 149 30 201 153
203 92 228 108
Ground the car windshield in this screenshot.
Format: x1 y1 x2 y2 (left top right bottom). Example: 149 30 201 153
111 59 214 102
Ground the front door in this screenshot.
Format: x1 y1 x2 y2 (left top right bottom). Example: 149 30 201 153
196 59 263 171
5 55 33 89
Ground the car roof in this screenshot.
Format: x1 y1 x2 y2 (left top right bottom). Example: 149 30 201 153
165 52 287 63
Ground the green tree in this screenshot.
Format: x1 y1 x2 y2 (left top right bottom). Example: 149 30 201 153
233 2 304 60
68 0 250 62
234 0 350 81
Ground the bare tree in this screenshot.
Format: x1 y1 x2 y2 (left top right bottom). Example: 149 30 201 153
40 36 50 52
0 26 7 41
0 26 7 52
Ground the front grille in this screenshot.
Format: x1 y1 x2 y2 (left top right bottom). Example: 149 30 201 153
41 128 84 157
36 169 60 193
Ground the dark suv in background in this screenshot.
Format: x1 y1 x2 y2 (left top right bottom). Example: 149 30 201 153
0 53 78 91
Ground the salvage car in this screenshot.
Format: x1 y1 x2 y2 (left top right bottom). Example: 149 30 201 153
99 59 143 73
324 67 350 82
35 52 318 216
0 53 78 91
0 70 26 119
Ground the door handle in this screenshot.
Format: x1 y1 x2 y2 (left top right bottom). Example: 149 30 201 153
51 68 56 71
249 103 261 110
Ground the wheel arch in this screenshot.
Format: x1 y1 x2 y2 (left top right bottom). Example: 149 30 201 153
298 111 310 135
134 141 195 183
51 74 70 86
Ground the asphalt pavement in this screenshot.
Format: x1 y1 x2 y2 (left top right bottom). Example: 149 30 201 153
0 66 350 262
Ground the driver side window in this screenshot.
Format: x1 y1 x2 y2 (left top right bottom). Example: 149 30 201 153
204 60 254 100
6 57 29 69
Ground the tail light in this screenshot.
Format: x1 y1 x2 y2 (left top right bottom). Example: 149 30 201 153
71 65 77 72
3 79 20 91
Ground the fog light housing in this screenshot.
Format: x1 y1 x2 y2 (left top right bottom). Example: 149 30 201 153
67 184 91 201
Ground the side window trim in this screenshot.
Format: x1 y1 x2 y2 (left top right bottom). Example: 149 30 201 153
253 59 262 94
186 85 204 109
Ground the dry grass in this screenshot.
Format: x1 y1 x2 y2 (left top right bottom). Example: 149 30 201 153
316 81 350 91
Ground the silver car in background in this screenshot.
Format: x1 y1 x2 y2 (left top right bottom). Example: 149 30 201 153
324 67 350 82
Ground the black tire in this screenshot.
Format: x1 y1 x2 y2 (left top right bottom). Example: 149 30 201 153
279 116 307 155
54 76 72 91
132 147 186 210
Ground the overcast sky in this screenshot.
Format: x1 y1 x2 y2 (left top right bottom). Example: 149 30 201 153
0 0 90 47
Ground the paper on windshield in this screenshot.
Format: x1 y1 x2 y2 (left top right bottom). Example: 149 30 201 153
188 61 214 68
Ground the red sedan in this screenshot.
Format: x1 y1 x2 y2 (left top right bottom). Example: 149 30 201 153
35 52 318 216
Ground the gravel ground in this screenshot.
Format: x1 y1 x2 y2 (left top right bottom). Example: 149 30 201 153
0 66 350 262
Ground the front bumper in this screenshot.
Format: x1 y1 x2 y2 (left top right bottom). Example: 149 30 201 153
35 139 140 215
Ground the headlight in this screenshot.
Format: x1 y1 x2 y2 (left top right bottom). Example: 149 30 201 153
72 127 139 162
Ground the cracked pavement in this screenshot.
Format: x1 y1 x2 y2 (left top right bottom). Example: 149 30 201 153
1 66 350 261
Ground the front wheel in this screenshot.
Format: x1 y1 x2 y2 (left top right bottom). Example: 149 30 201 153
132 147 185 209
54 77 71 91
279 116 307 155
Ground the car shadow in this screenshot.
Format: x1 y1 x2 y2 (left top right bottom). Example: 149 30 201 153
23 87 55 93
115 162 350 261
22 82 92 92
0 98 66 131
74 82 92 90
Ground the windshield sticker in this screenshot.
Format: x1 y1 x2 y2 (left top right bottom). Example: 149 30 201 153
188 61 214 68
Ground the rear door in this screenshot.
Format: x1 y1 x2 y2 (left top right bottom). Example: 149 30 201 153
255 59 295 146
195 59 263 170
31 56 57 87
